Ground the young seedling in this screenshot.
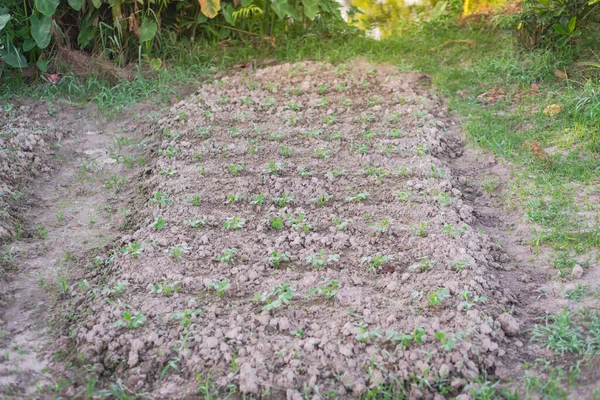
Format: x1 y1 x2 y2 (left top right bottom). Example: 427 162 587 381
458 291 487 311
262 213 285 230
286 213 314 233
306 250 340 269
113 311 146 329
409 257 436 272
279 145 292 158
443 225 468 239
264 161 285 175
345 190 370 203
435 331 464 352
253 283 295 311
223 216 245 230
370 219 390 234
228 164 246 176
264 251 291 267
226 194 244 205
121 242 142 258
152 279 180 296
314 147 331 159
217 248 237 263
361 254 393 274
183 214 208 228
165 244 190 261
298 167 316 177
170 308 202 327
333 217 351 231
429 165 446 178
429 288 450 307
411 222 428 237
309 193 333 207
272 193 295 208
152 216 166 230
209 280 231 297
306 280 339 300
102 281 128 297
249 194 265 205
436 192 456 205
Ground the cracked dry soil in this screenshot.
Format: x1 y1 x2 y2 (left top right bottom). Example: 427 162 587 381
1 61 550 399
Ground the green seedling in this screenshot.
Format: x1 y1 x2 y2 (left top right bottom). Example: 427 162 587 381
228 164 246 176
264 251 291 267
209 280 231 297
217 248 237 264
309 193 333 207
333 218 351 231
458 291 487 311
435 331 464 352
286 213 314 233
361 254 393 274
262 213 284 230
443 225 468 239
306 280 339 300
436 192 456 205
165 244 190 260
121 242 142 258
264 161 285 175
272 193 295 207
170 308 202 327
113 311 146 329
226 194 244 204
306 250 340 269
152 280 180 296
183 216 208 228
253 283 295 311
429 288 450 307
409 257 436 272
102 281 128 297
250 194 265 205
370 219 390 234
152 216 166 230
345 190 370 203
223 216 245 230
298 167 316 177
314 147 331 159
279 145 292 158
411 222 428 237
429 165 446 178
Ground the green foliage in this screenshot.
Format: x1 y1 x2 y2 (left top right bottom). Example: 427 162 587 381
508 0 598 48
0 0 345 71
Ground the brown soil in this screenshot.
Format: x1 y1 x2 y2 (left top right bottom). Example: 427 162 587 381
0 61 597 399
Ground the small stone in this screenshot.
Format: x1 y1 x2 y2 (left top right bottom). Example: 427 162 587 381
572 265 584 279
497 313 520 336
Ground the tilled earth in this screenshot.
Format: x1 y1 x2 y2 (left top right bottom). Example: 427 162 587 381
59 62 523 398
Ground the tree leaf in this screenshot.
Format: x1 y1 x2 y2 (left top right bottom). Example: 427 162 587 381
139 17 157 42
36 59 49 73
23 38 37 52
30 14 52 49
199 0 221 18
567 16 576 33
0 40 27 68
68 0 85 11
552 23 569 35
241 0 253 6
223 3 234 25
91 0 102 8
270 0 298 19
0 13 10 31
301 0 318 19
35 0 60 16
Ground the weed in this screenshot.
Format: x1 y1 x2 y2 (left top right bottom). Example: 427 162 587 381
564 284 590 302
530 310 585 355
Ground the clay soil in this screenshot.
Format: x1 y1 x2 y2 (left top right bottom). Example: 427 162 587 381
1 61 596 399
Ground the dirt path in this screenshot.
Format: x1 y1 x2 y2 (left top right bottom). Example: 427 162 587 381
0 104 148 398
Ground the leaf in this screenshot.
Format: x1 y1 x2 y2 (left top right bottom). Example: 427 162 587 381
0 13 10 31
36 59 49 72
23 38 37 52
35 0 60 16
0 40 27 68
31 15 52 49
567 16 576 33
301 0 318 19
223 3 235 25
552 23 569 36
77 25 96 48
270 0 298 19
149 58 162 70
199 0 221 18
241 0 253 6
68 0 85 11
91 0 102 8
139 17 157 42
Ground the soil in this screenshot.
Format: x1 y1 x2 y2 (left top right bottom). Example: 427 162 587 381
0 61 598 399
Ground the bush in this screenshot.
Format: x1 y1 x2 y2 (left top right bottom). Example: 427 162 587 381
510 0 599 49
0 0 345 72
